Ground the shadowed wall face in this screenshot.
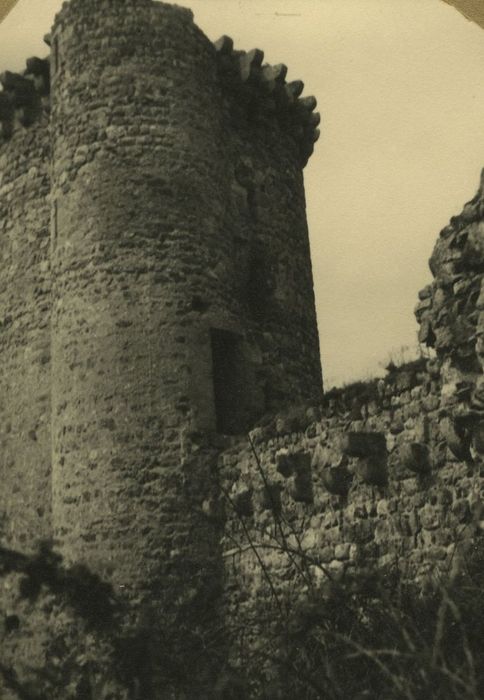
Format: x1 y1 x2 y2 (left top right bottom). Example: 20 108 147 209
0 58 52 699
0 104 51 550
214 38 322 414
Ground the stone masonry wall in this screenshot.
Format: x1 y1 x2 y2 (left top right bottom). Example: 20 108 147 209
2 0 482 696
50 0 227 599
215 38 322 412
0 59 51 552
0 1 322 696
0 65 52 699
220 359 483 677
220 174 484 679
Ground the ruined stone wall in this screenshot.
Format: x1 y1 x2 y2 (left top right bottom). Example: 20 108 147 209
220 360 482 675
220 174 484 678
416 169 484 396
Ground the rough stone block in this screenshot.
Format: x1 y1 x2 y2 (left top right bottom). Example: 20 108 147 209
298 95 317 111
0 92 14 121
439 416 471 461
471 420 484 454
309 112 321 127
231 486 253 517
419 504 440 530
239 49 264 82
399 442 431 475
328 559 345 580
374 519 394 544
301 528 318 551
452 498 471 523
258 483 282 515
275 449 293 477
356 456 388 487
322 465 353 496
261 63 287 87
334 543 350 560
376 499 389 517
291 452 313 503
408 510 421 535
346 519 375 545
202 497 224 523
340 431 387 459
285 80 304 99
25 57 50 95
320 546 334 563
214 35 234 54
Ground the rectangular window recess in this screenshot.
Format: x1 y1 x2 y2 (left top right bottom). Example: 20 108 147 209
210 328 249 436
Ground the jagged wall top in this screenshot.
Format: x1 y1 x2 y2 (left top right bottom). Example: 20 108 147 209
0 0 320 167
416 169 484 367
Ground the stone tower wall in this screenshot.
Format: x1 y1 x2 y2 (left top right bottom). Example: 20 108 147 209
215 40 322 412
0 2 322 692
45 0 322 692
50 0 231 599
0 67 53 700
47 0 322 587
0 71 51 550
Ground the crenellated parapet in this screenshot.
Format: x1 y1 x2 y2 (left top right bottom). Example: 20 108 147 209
0 55 50 140
214 35 320 167
0 37 320 166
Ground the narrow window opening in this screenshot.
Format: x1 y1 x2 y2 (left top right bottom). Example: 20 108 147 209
247 251 275 320
210 329 249 435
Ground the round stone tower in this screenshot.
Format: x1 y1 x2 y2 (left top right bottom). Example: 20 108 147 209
48 0 322 693
50 1 232 692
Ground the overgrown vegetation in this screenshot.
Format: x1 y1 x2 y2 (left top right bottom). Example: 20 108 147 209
323 343 434 405
0 541 225 699
219 440 484 699
223 553 484 699
1 428 483 698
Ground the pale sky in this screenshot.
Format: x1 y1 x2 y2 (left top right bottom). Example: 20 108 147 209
1 0 483 388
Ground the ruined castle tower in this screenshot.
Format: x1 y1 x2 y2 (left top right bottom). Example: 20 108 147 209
3 2 484 698
0 0 321 694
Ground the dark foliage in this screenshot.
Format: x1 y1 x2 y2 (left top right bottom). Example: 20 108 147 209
227 544 484 700
0 540 117 630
